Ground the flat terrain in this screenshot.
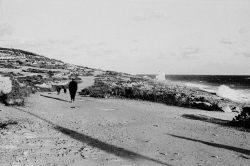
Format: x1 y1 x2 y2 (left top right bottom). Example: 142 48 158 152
0 76 250 166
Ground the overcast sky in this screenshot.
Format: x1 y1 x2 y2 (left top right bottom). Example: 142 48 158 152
0 0 250 74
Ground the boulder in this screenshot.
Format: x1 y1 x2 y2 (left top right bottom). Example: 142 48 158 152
221 105 232 113
0 76 12 95
231 106 242 113
217 102 237 112
193 101 213 110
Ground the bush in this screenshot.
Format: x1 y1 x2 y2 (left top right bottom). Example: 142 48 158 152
232 107 250 128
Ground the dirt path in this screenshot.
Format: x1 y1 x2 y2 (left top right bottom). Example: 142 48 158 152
0 76 250 166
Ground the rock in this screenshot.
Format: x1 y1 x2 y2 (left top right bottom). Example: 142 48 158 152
221 105 232 113
6 98 14 105
217 103 234 112
159 152 168 155
231 106 241 113
23 151 29 156
14 99 24 105
193 101 213 110
0 76 12 95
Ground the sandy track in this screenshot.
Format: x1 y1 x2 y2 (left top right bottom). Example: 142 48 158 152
0 76 250 166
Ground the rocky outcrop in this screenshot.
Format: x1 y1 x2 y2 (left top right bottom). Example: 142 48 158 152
0 76 12 95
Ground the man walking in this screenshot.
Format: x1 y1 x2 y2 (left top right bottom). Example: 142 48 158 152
68 78 78 103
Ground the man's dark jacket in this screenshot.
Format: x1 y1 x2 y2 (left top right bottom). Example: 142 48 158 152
68 80 78 92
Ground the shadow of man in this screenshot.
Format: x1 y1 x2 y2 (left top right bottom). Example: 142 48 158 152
40 94 69 102
14 107 172 166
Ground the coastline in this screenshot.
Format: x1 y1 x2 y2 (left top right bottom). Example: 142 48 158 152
0 75 249 165
81 71 245 113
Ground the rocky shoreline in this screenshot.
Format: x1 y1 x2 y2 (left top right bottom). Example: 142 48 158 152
1 70 249 127
0 46 249 128
81 71 245 113
80 71 250 128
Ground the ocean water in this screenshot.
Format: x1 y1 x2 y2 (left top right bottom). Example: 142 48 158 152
139 75 250 104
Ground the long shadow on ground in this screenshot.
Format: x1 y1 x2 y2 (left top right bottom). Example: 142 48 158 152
181 114 250 132
40 94 69 102
182 114 229 125
15 107 172 166
169 134 250 156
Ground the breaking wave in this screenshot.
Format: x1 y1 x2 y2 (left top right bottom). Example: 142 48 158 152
216 85 237 100
184 83 217 94
216 85 250 103
185 83 250 103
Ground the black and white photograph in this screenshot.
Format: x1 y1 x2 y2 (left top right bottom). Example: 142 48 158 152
0 0 250 165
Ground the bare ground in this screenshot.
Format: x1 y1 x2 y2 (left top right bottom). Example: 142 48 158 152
0 76 250 166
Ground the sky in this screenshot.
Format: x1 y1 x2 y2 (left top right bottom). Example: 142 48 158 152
0 0 250 75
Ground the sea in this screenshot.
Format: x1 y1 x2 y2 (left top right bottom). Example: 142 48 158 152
138 75 250 104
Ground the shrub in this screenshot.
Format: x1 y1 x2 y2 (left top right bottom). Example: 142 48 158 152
232 107 250 128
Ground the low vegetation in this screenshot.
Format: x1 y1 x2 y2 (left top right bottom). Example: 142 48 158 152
81 71 242 112
232 107 250 128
